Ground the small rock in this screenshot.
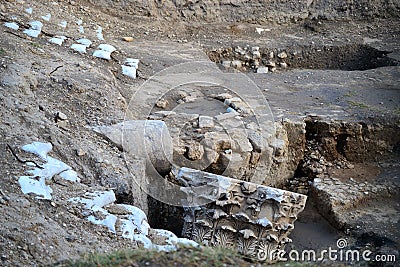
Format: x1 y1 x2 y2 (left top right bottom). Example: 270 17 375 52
186 144 204 160
256 67 268 74
265 61 276 67
231 60 242 69
76 148 86 156
215 93 232 101
56 111 68 120
221 60 231 68
198 116 214 128
277 51 288 59
268 51 274 59
156 99 169 109
183 95 197 103
280 62 288 68
122 36 134 42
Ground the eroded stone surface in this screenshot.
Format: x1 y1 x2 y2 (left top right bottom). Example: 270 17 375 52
177 167 307 262
311 177 397 229
92 120 173 174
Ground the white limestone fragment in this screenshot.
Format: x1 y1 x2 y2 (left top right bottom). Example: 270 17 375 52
29 21 43 31
257 67 269 74
121 65 137 79
96 26 104 40
256 217 273 227
198 116 214 128
78 26 84 33
256 27 270 34
125 58 139 68
49 36 67 46
226 107 237 113
93 50 112 60
18 176 52 200
97 44 116 53
70 43 87 53
41 13 51 21
25 7 33 14
121 204 150 235
4 22 19 30
24 29 41 38
93 44 116 60
23 21 43 38
76 38 92 47
22 142 52 160
59 169 79 182
87 206 118 233
59 20 67 28
121 58 139 79
69 190 116 210
76 19 82 25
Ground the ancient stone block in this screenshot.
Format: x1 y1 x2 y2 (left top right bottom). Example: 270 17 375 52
92 120 173 174
177 167 307 262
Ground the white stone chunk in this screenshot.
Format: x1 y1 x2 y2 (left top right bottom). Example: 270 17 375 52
23 29 41 38
97 44 116 52
87 206 118 233
76 38 92 47
49 36 67 46
121 204 150 235
122 65 137 79
257 67 269 73
25 7 33 14
96 26 104 40
4 22 19 30
70 44 87 53
198 116 214 128
29 21 43 31
59 169 79 182
125 58 139 68
59 20 67 28
69 190 116 210
93 50 112 60
18 176 52 200
41 13 51 21
22 142 52 160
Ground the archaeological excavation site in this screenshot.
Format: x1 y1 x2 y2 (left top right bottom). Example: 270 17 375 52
0 0 399 266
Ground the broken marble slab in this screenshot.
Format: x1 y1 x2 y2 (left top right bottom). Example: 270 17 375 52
70 43 87 53
121 58 140 79
96 26 104 40
92 120 173 174
68 189 198 251
4 22 19 30
23 20 43 38
49 36 67 46
76 38 92 47
177 167 307 262
93 44 116 60
17 142 79 199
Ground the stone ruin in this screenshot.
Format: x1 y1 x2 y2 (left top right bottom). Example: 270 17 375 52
178 167 307 262
91 62 308 262
94 118 308 262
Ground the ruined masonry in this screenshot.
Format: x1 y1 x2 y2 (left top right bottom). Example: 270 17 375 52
177 167 307 262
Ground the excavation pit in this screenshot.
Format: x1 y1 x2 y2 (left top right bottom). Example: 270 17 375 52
207 44 399 73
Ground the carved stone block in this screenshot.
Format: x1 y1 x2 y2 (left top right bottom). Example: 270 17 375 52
177 167 307 262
